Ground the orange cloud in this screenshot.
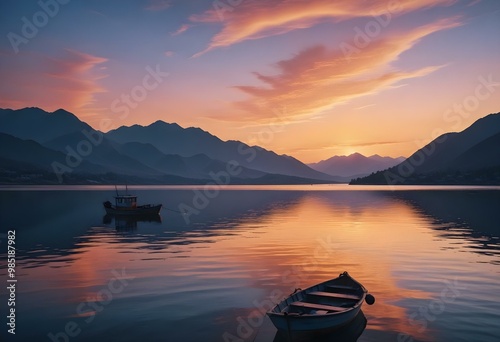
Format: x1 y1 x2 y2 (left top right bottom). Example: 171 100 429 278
212 18 461 124
190 0 456 56
0 49 107 114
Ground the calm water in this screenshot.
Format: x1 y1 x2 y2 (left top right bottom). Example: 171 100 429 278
1 185 499 342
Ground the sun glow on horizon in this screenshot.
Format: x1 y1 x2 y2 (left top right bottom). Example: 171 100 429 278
0 0 499 162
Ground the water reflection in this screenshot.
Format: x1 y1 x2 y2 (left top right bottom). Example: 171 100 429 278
102 214 162 231
0 189 307 263
272 310 367 342
387 190 500 264
0 187 499 342
7 189 498 265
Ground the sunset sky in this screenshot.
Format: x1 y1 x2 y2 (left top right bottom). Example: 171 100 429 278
1 0 499 163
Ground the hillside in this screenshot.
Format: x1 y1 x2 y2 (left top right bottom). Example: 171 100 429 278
0 108 92 143
106 121 336 181
0 107 337 184
351 113 500 185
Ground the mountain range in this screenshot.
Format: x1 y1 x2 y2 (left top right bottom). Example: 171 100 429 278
1 107 498 185
351 112 500 185
308 153 405 182
0 107 338 184
106 121 334 181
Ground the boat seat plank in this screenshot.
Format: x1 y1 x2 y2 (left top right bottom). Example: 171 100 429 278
309 291 361 301
289 301 346 312
325 285 359 292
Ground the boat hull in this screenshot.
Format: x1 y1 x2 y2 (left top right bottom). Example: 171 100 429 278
267 272 368 332
268 305 361 331
103 204 162 216
273 310 367 342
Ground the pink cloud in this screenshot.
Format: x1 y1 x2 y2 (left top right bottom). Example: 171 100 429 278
211 18 462 123
190 0 456 56
0 49 108 114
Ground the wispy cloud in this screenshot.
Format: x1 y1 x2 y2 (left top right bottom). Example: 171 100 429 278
289 139 405 153
354 104 376 110
467 0 482 7
338 140 405 148
190 0 456 56
211 17 461 124
145 0 171 11
171 24 191 36
0 49 108 114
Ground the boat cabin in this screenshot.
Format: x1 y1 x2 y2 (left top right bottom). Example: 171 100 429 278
114 195 137 209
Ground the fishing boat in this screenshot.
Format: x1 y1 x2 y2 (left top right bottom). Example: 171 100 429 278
103 186 162 216
267 272 375 332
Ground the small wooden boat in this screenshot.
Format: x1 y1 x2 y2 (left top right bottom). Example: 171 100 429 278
267 272 374 332
103 186 162 216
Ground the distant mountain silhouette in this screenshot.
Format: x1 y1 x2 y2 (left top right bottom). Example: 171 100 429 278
114 142 268 179
0 132 105 180
0 107 337 184
0 107 92 143
308 153 404 180
106 121 336 181
42 131 162 177
351 112 500 185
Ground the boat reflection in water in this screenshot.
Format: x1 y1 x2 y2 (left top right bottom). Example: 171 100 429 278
272 310 367 342
102 213 162 230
